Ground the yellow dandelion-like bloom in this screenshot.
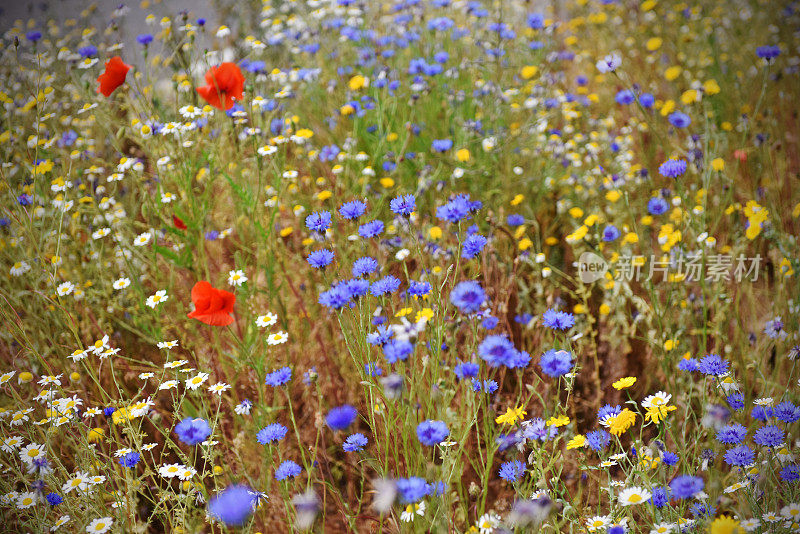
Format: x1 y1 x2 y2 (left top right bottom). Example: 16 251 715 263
612 377 636 390
707 515 741 534
608 408 636 436
495 406 527 426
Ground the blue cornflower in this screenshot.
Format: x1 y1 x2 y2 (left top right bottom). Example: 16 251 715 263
724 444 755 466
753 425 785 447
390 194 416 216
257 423 288 444
661 451 679 466
586 430 611 451
275 460 302 481
668 111 691 128
396 477 429 503
542 308 575 330
78 45 98 57
522 418 558 441
507 214 525 226
426 481 448 496
539 349 574 378
136 34 154 45
307 249 334 269
515 313 533 325
481 315 499 329
45 492 62 506
716 424 747 444
370 276 401 296
26 31 42 41
669 475 704 499
449 280 486 313
119 452 141 468
602 225 620 242
472 379 499 394
326 405 358 430
344 278 370 299
358 220 384 238
408 280 432 298
774 401 800 423
436 194 480 223
647 196 669 215
697 354 729 376
689 502 715 518
305 211 332 233
498 460 525 483
727 393 745 410
367 325 393 346
265 367 292 386
752 405 773 421
780 464 800 482
175 417 212 446
416 420 449 446
608 527 625 534
319 284 353 309
478 335 519 367
343 433 368 452
527 13 544 28
454 361 480 380
364 362 383 377
756 45 781 60
461 234 488 259
383 339 414 364
658 158 688 178
339 200 367 220
352 256 379 277
649 486 670 508
615 89 635 105
764 316 786 339
427 17 454 31
640 93 655 108
678 358 698 372
431 138 453 152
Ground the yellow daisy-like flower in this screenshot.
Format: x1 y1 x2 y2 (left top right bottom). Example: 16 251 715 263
496 406 527 426
612 377 636 390
546 415 570 427
566 434 586 449
708 515 741 534
645 404 678 424
608 408 636 436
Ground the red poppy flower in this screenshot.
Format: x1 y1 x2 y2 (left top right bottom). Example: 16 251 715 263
196 62 245 110
173 215 187 230
187 281 235 326
97 56 132 97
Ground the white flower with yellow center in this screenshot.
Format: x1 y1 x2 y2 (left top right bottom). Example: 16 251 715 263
267 331 289 345
228 269 248 287
256 312 278 327
185 372 209 390
86 517 113 533
618 486 651 506
641 391 671 409
19 443 44 464
158 463 183 478
146 290 169 308
586 515 611 531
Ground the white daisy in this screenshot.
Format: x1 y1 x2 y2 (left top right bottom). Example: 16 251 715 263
146 290 169 308
185 372 209 390
618 486 651 506
227 269 248 286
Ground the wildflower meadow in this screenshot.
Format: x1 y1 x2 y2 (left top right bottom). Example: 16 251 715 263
1 0 800 532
